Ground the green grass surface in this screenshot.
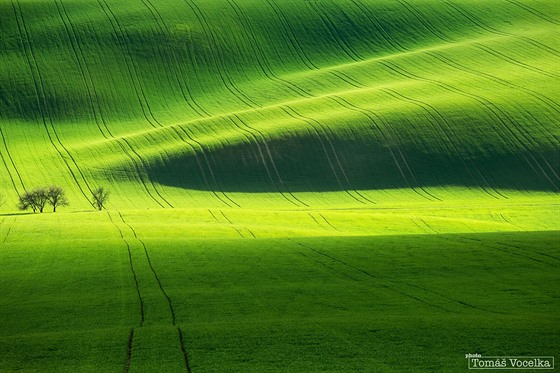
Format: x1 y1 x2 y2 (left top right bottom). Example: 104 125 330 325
0 0 559 371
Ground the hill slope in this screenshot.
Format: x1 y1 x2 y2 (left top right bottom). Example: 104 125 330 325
0 0 559 209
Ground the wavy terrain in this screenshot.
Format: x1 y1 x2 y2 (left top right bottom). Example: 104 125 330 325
0 1 559 372
0 0 558 209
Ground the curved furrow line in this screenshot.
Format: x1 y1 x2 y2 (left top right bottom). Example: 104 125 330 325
414 52 557 150
225 0 312 99
0 217 15 245
425 52 560 185
454 235 558 267
165 126 234 208
218 210 244 238
318 213 340 232
264 0 318 70
328 95 441 201
281 105 371 205
444 1 560 57
97 0 174 208
177 327 193 373
496 240 560 262
107 211 145 327
382 87 506 199
58 0 175 208
329 69 366 89
119 212 177 324
54 0 109 140
10 0 92 201
395 0 455 43
428 49 560 139
474 43 559 80
125 329 135 373
181 0 260 109
379 56 559 184
308 1 362 63
136 0 209 117
504 0 560 26
96 0 161 129
232 114 309 207
0 126 25 194
227 115 303 207
173 124 240 208
291 240 454 312
349 0 409 53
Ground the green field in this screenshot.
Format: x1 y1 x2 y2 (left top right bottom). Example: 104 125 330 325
0 0 559 371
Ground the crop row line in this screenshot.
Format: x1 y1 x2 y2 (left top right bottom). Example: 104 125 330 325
229 114 307 207
10 0 93 203
96 0 176 208
290 239 494 313
444 1 559 57
54 0 175 210
378 55 559 192
136 0 209 118
327 95 441 201
182 0 259 109
0 126 24 195
226 0 312 100
424 52 560 188
280 105 372 205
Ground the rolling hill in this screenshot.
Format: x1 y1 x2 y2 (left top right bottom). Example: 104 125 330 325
0 0 558 209
0 0 559 372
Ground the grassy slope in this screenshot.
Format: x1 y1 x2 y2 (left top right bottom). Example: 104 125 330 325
0 0 559 371
0 0 558 208
0 209 558 371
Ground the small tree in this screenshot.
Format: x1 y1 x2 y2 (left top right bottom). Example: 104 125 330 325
92 187 109 211
46 185 68 212
18 188 48 213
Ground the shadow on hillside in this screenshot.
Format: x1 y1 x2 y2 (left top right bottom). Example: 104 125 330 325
145 135 560 193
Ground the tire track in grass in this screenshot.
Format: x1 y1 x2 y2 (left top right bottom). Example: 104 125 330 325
444 1 560 57
504 0 560 26
226 0 313 99
279 105 371 205
288 239 452 312
474 43 560 80
10 0 93 202
107 211 145 327
395 0 454 43
117 212 192 372
328 95 440 201
136 0 209 117
382 88 508 199
125 328 135 373
181 0 259 109
0 217 16 245
308 1 362 63
443 234 559 267
290 238 502 314
375 60 509 198
264 0 318 70
424 52 560 187
54 0 170 209
169 125 237 208
118 212 176 323
350 0 409 53
229 114 307 207
96 0 174 208
0 126 25 195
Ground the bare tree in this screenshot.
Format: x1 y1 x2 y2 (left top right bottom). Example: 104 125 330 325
46 185 68 212
18 188 49 213
92 187 109 211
